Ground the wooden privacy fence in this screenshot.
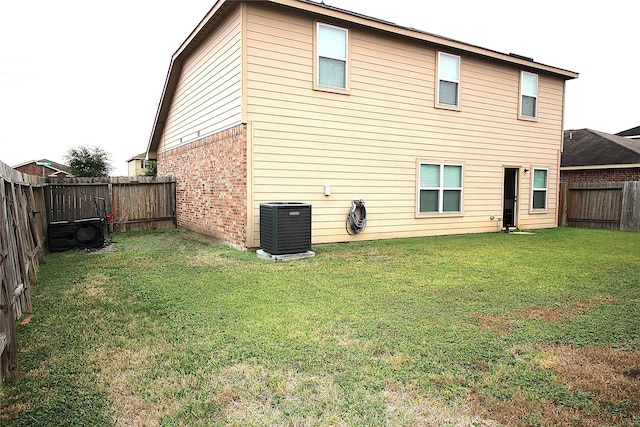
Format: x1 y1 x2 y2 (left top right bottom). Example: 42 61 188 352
0 161 46 383
47 176 176 232
1 171 176 384
559 181 640 231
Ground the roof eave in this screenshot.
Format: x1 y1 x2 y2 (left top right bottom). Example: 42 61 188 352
146 61 176 160
561 163 640 171
277 0 578 79
127 153 147 162
147 0 237 159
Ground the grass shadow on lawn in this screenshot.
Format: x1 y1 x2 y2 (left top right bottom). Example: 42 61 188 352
1 227 639 426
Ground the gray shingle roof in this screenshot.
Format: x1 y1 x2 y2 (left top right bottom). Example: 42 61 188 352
12 159 72 173
562 129 640 167
616 125 640 138
127 152 147 162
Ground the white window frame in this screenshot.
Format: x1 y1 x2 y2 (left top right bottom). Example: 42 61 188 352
417 162 463 215
436 52 460 108
531 167 548 211
315 22 349 93
520 71 538 119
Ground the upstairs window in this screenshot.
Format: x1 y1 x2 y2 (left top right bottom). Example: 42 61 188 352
316 23 348 91
437 52 460 107
419 163 463 214
520 71 538 118
532 168 548 210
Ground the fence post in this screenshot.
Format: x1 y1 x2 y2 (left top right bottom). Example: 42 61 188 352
558 182 568 226
27 186 45 263
0 176 20 382
621 181 640 231
0 162 45 383
171 180 177 226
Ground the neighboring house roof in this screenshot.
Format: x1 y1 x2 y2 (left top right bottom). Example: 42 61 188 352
616 125 640 139
147 0 579 158
12 159 74 177
13 159 71 172
562 129 640 168
127 152 147 162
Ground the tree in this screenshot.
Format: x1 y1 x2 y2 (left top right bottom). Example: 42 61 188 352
64 145 113 177
143 160 157 177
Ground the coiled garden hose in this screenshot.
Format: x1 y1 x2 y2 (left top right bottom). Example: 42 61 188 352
346 199 367 234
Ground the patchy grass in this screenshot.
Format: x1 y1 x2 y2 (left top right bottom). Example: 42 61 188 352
1 227 639 426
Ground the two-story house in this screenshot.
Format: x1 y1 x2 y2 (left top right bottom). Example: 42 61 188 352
146 0 578 250
127 152 150 176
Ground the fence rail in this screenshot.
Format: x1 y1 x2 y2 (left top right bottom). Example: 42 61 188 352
559 181 640 231
0 161 46 383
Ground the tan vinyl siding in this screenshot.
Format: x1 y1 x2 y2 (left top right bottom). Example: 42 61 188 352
158 7 243 154
245 3 566 245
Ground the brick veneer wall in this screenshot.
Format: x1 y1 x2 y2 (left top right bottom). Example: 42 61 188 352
157 124 248 249
561 167 640 183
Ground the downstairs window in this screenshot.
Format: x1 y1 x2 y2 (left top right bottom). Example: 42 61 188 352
532 168 548 210
418 162 463 214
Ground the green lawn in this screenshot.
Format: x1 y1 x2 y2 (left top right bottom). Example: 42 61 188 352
1 227 639 426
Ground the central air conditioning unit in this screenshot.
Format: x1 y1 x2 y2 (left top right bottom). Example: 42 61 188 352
259 202 311 255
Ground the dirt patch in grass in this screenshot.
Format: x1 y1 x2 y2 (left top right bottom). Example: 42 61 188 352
210 365 501 426
130 259 163 269
476 298 618 334
384 382 499 427
545 345 640 416
475 345 640 427
518 298 616 323
96 342 181 427
0 401 31 424
373 347 413 371
64 271 111 303
471 389 587 427
211 363 347 425
84 242 117 253
188 252 235 268
93 352 502 426
476 314 516 335
159 231 219 248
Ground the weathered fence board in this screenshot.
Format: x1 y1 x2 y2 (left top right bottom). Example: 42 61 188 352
559 181 640 231
47 177 176 232
0 160 45 382
48 182 111 222
621 181 640 231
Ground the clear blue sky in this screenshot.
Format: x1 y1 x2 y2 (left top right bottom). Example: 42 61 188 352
1 0 637 175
